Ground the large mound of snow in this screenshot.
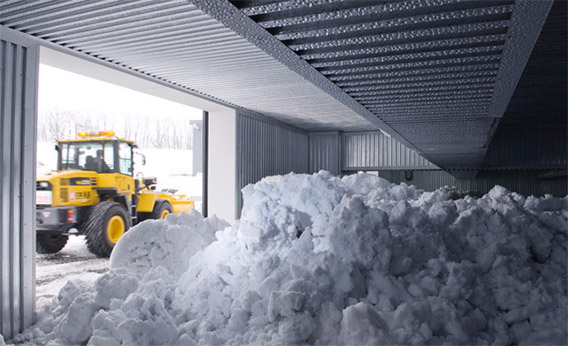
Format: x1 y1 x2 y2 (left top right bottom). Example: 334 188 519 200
12 172 567 345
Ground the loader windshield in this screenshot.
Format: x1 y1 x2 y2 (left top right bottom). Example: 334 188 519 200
60 141 115 173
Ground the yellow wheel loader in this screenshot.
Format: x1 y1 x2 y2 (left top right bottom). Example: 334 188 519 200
36 131 195 257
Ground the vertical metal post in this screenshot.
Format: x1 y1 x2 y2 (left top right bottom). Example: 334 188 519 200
202 110 208 217
0 26 39 340
235 113 241 219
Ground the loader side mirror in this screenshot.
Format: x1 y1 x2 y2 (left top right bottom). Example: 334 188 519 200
144 177 157 187
133 149 146 166
55 144 62 171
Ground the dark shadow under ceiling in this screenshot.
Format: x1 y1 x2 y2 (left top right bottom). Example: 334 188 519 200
482 0 567 170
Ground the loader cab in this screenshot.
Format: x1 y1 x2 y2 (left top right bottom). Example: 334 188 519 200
57 132 136 176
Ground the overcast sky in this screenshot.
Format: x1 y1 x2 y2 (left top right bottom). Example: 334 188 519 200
38 64 202 121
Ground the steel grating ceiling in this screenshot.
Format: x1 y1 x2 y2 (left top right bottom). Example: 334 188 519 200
0 0 555 171
226 0 553 170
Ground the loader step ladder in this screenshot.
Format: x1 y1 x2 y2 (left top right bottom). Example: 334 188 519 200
130 203 138 225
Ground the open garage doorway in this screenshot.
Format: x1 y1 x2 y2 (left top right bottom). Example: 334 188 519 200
34 49 207 302
37 64 204 206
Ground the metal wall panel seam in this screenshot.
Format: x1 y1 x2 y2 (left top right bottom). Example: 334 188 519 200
366 134 372 168
235 113 241 218
0 37 5 337
0 38 6 337
22 35 38 334
336 133 341 175
267 122 272 175
1 39 16 338
355 135 360 168
11 43 24 338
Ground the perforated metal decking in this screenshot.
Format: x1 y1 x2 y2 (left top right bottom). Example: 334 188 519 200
226 0 553 171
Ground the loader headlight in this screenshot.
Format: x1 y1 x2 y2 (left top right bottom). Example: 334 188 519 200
39 182 49 188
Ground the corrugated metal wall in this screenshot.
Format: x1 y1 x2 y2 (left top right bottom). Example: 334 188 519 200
0 27 38 339
342 131 438 171
236 113 308 216
309 132 340 175
379 170 567 197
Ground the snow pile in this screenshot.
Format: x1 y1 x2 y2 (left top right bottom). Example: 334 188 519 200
13 172 567 345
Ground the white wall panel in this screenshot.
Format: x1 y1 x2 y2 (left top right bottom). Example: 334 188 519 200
208 110 237 223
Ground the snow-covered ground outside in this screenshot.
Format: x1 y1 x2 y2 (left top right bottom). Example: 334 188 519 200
36 236 108 306
6 171 566 346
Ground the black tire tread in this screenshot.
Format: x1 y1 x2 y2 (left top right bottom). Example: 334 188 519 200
36 234 69 254
84 202 129 258
152 199 173 219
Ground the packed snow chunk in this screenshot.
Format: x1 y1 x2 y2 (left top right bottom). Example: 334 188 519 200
89 309 126 346
116 292 178 345
520 328 568 346
56 292 99 344
89 267 180 346
14 279 100 345
94 269 139 309
327 195 391 270
110 209 225 280
239 171 344 250
427 200 458 227
0 333 5 346
339 302 393 345
277 311 316 343
267 291 305 321
341 172 390 196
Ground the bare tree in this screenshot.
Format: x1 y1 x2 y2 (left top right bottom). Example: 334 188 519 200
38 108 197 150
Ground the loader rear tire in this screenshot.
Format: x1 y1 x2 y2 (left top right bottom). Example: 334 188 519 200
36 233 68 254
84 202 130 258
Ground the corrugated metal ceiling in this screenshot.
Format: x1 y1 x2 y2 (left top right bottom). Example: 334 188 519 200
0 0 375 131
0 0 555 171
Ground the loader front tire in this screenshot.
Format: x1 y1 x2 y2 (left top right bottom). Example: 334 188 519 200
36 233 68 254
84 202 130 258
153 200 173 220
